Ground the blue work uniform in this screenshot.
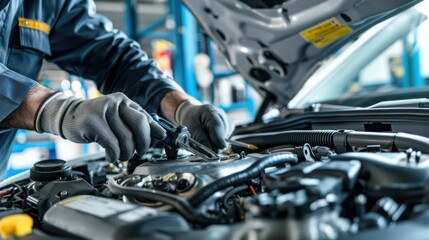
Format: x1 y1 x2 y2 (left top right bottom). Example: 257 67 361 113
0 0 182 180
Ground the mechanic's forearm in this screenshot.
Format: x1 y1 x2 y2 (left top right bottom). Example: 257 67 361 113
0 85 55 130
160 91 194 124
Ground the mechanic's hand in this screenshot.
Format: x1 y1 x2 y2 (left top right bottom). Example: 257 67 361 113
175 100 234 150
35 92 166 162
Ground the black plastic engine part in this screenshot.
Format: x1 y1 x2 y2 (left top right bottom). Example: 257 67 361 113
43 195 190 240
241 177 348 240
265 160 361 192
27 178 99 219
30 160 72 183
246 177 342 219
331 152 429 188
340 208 429 240
354 195 405 231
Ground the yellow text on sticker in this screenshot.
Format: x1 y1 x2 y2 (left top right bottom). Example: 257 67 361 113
18 17 50 34
300 18 352 48
59 195 88 205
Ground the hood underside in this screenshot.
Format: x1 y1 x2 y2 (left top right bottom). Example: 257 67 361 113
182 0 422 107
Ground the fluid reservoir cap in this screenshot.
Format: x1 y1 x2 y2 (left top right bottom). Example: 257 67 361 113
30 159 72 182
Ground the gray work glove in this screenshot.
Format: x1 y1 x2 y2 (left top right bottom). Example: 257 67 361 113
35 92 166 162
175 100 234 150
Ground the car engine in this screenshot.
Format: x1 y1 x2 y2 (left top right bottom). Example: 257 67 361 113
2 124 429 240
1 1 428 238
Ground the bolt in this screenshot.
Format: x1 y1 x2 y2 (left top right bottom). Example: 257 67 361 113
416 151 421 165
355 194 367 218
153 176 166 188
406 148 413 163
131 176 141 182
59 191 68 198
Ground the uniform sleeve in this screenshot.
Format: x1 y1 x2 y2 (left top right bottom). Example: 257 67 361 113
46 0 183 113
0 63 37 124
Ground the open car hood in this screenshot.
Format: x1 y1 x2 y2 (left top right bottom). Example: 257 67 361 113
182 0 422 107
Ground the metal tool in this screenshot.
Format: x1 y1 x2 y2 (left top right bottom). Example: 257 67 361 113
226 139 259 150
150 114 219 161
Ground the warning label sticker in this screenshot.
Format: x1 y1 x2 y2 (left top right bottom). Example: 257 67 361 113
63 196 135 218
300 18 352 48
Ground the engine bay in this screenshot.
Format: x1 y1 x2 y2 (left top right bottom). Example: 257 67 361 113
1 0 428 239
2 120 429 240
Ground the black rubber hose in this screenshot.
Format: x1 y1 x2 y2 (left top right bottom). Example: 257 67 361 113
189 153 298 207
234 130 429 154
234 130 338 150
107 178 217 225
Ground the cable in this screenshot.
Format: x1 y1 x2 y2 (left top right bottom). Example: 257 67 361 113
248 185 257 196
189 153 298 207
107 178 217 225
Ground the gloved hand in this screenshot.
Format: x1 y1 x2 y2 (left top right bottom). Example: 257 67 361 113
175 100 234 150
35 92 166 162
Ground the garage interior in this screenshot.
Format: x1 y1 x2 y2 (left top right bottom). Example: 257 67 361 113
3 1 429 239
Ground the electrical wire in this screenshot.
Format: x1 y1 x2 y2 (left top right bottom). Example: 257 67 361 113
248 185 257 196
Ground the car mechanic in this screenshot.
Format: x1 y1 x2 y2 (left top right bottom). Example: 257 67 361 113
0 0 234 179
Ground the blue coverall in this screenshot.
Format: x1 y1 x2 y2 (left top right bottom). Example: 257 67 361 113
0 0 182 179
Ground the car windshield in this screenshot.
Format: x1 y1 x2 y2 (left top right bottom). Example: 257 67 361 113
288 2 429 109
